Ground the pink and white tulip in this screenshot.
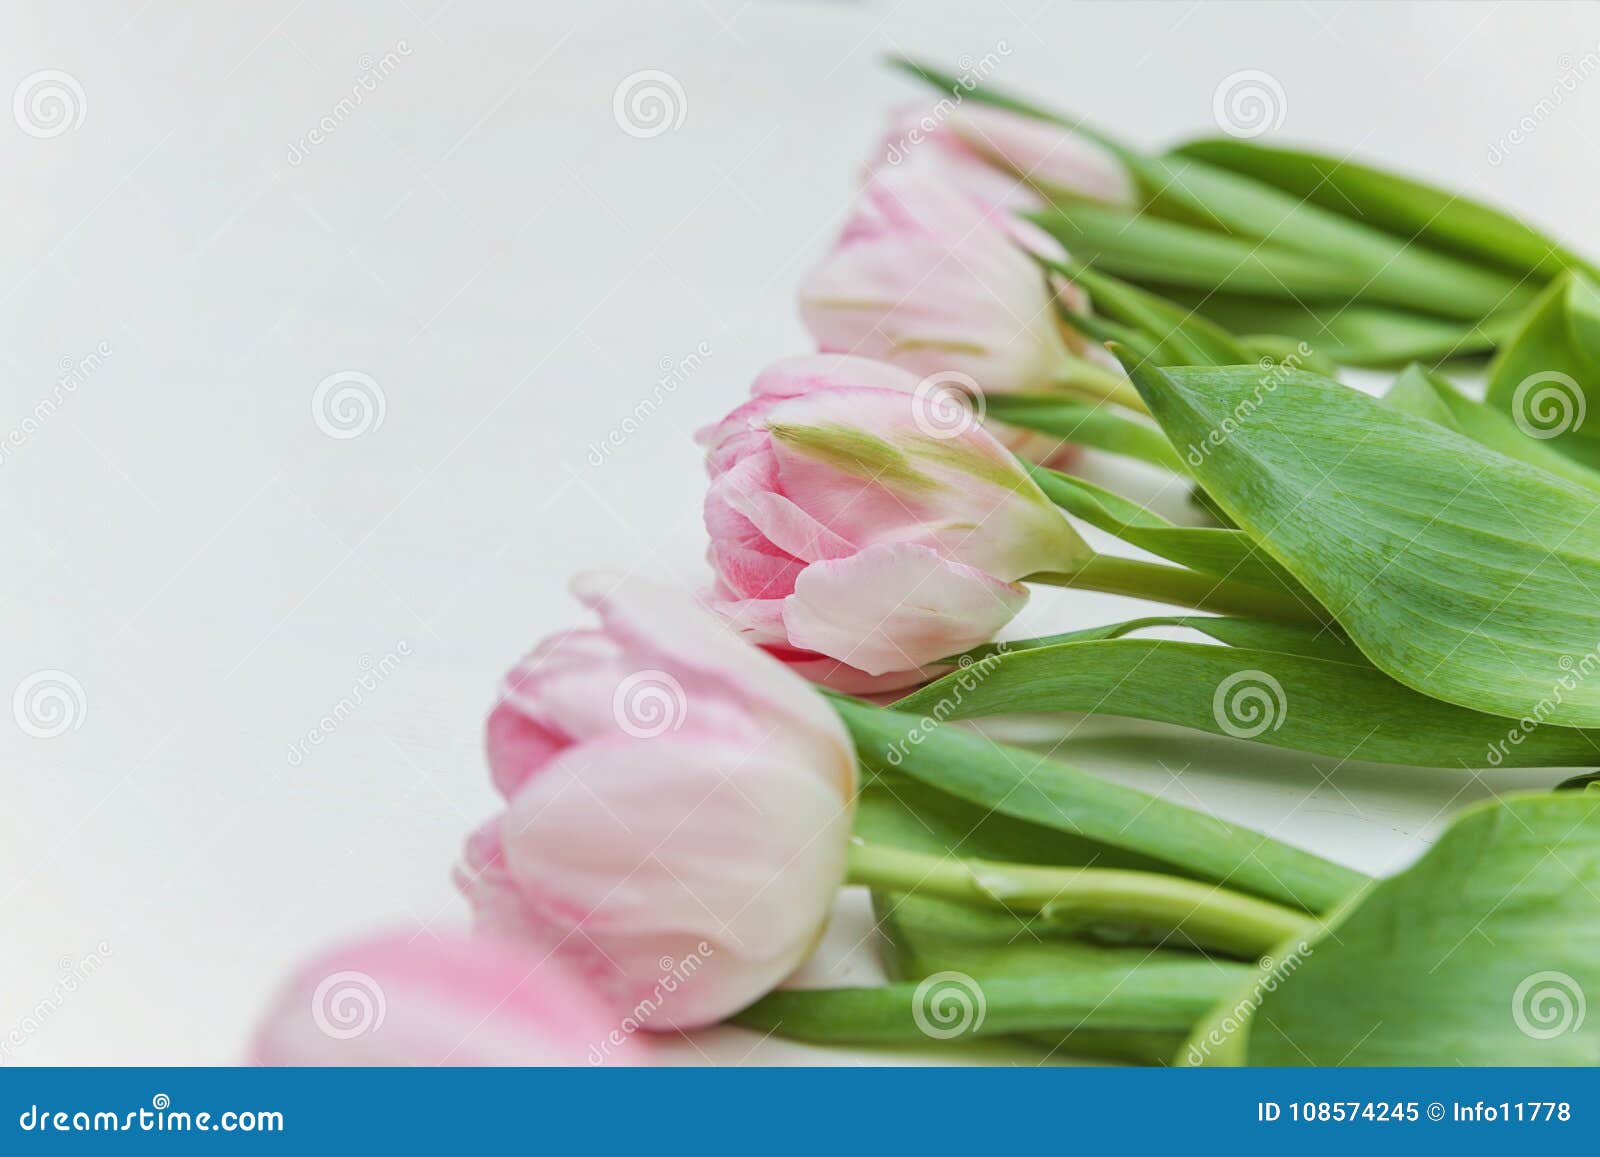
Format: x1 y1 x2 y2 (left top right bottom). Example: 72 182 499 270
457 573 857 1030
872 101 1136 211
800 172 1096 401
249 930 642 1066
699 356 1088 691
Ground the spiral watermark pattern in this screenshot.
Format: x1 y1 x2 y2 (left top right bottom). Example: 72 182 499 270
311 970 387 1040
912 971 986 1040
1212 69 1286 139
612 669 688 738
612 70 686 139
312 371 386 439
13 669 87 739
13 70 86 139
1512 970 1586 1039
1511 371 1586 440
1212 669 1287 739
911 371 985 440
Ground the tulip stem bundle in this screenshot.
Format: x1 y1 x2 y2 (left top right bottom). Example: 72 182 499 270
845 841 1314 960
1028 554 1318 626
1051 357 1149 415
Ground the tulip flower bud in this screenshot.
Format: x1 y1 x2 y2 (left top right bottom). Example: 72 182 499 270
872 101 1135 210
457 574 858 1030
699 356 1089 691
800 172 1102 401
249 930 643 1066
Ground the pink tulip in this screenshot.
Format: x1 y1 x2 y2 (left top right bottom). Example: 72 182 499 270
699 356 1088 691
800 171 1098 400
872 101 1135 210
249 930 644 1066
457 573 857 1030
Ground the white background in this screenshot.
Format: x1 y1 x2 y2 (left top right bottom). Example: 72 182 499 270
4 0 1599 1065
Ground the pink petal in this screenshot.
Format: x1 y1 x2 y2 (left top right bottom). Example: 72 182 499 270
782 543 1027 675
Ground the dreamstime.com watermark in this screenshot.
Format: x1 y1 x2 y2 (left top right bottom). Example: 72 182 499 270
286 641 411 766
881 650 1008 767
286 41 413 166
1212 69 1286 139
17 1095 282 1134
312 970 386 1040
1212 669 1288 740
913 971 987 1039
587 341 711 466
1184 344 1314 468
1512 970 1586 1039
612 70 687 138
1485 642 1600 766
0 341 112 468
13 69 86 139
610 668 689 738
881 43 1013 167
12 669 87 739
1510 370 1586 440
1185 939 1314 1065
1488 43 1600 165
0 942 112 1064
588 944 713 1064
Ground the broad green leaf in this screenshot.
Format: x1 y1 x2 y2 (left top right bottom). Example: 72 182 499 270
1026 467 1315 600
1485 273 1600 465
1124 357 1600 728
981 396 1186 474
898 616 1600 769
833 698 1365 913
1172 136 1600 284
1183 792 1600 1065
1383 364 1600 493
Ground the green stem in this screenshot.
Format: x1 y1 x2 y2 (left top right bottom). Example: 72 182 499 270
1030 553 1320 626
831 697 1368 914
733 971 1234 1044
986 396 1187 474
847 842 1311 960
1051 356 1149 415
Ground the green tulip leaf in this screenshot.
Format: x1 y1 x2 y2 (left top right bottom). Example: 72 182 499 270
1123 357 1600 728
1382 364 1600 494
1182 792 1600 1065
899 615 1600 769
1485 273 1600 465
1171 136 1599 284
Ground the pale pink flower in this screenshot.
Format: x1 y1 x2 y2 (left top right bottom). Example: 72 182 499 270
870 101 1135 210
249 930 642 1066
457 573 857 1030
699 356 1088 691
800 172 1092 400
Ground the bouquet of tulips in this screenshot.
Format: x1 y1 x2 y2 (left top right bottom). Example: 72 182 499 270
251 60 1600 1068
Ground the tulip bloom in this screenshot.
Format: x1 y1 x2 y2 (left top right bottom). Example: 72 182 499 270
700 356 1089 690
872 101 1136 210
800 172 1125 404
457 574 857 1030
249 930 642 1066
